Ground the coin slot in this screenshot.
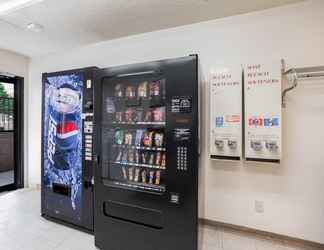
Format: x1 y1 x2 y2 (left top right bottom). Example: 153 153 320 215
52 183 71 197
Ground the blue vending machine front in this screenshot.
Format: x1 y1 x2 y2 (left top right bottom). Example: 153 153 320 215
41 68 96 232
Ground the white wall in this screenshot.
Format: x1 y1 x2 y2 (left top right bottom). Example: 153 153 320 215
28 0 324 244
0 49 29 186
0 49 29 77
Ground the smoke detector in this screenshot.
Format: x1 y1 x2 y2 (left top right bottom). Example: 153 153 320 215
26 22 44 32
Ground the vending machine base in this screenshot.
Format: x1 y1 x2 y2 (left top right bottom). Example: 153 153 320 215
42 213 93 234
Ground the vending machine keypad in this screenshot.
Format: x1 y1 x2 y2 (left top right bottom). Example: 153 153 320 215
85 134 93 161
84 121 93 134
177 146 188 171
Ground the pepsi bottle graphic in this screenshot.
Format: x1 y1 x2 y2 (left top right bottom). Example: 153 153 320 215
47 84 81 170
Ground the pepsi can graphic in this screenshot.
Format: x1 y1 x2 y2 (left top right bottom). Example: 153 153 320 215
43 74 83 214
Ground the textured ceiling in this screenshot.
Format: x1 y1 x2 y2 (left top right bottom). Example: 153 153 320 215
0 0 304 57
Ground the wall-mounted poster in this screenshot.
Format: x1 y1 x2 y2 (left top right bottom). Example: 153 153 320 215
210 66 242 160
244 63 282 163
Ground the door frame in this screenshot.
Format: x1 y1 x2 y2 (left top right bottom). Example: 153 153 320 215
0 75 24 192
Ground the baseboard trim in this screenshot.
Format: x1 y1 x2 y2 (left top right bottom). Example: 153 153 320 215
199 218 324 249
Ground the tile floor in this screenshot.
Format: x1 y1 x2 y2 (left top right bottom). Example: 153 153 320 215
199 225 322 250
0 170 14 186
0 189 322 250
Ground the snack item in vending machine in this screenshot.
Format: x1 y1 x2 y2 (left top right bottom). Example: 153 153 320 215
135 151 140 164
128 150 135 163
152 107 165 122
154 133 164 147
121 150 128 163
124 131 133 145
149 153 154 165
128 167 134 181
125 108 136 123
149 171 154 184
115 150 123 162
143 131 154 147
135 109 144 122
135 130 144 146
115 111 123 123
125 86 136 99
149 81 161 98
155 171 161 185
144 110 152 123
115 84 123 98
161 153 166 168
138 81 148 98
114 129 124 145
141 170 147 183
122 166 127 180
155 152 161 165
134 168 140 182
141 152 148 164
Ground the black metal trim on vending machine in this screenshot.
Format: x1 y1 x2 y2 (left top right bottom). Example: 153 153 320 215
41 67 98 233
93 55 199 250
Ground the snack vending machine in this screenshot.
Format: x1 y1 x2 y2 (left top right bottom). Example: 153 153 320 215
93 55 199 250
41 67 97 232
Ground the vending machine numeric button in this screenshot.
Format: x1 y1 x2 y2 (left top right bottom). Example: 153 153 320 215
170 193 180 204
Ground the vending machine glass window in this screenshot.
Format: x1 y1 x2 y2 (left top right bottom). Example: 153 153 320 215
100 77 167 193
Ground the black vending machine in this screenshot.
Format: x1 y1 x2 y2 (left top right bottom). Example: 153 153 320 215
41 67 97 232
93 55 199 250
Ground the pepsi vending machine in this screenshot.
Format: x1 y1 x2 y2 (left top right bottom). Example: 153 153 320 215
93 55 199 250
41 67 97 232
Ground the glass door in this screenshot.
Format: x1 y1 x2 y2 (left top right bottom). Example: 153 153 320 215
100 76 167 193
0 81 14 189
0 76 24 192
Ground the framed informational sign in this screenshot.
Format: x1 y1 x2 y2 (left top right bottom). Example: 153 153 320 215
210 66 242 160
244 63 282 163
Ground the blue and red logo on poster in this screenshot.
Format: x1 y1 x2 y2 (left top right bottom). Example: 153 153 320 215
248 117 280 127
216 116 224 127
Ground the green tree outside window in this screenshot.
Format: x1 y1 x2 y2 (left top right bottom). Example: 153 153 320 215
0 83 14 112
